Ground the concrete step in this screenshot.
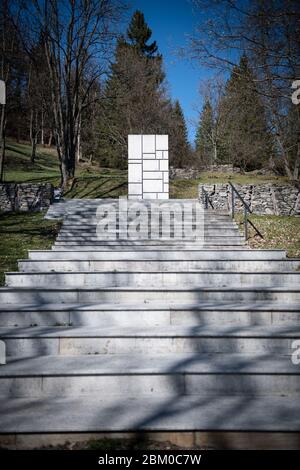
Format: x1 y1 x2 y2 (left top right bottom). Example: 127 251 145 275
61 214 234 220
1 394 299 432
60 222 238 229
0 302 299 327
51 245 251 251
58 226 240 233
54 241 245 247
57 231 241 239
1 325 299 357
18 259 300 273
56 234 243 240
5 271 300 288
0 354 299 399
54 235 245 241
63 218 233 227
29 249 286 260
0 286 299 304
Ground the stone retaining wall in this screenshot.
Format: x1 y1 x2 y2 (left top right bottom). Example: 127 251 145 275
205 164 242 174
0 182 54 213
199 183 300 216
170 165 242 180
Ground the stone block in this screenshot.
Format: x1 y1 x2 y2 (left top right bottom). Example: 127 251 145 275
143 180 163 192
143 171 162 180
142 135 155 153
159 160 168 171
143 154 156 159
156 134 168 150
143 160 159 171
156 151 163 159
128 135 142 160
128 183 142 195
142 193 157 199
128 163 142 183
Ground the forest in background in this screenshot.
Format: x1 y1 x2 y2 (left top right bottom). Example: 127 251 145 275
0 0 299 190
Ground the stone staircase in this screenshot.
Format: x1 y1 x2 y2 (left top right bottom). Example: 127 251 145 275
0 198 300 446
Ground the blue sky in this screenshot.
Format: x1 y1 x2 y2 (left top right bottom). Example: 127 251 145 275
128 0 206 144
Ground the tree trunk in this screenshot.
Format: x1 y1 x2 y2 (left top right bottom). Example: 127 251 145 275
293 142 300 180
41 109 44 146
29 110 37 164
213 143 217 164
60 158 75 189
59 137 76 190
76 117 82 163
47 131 53 147
0 104 6 182
31 139 37 163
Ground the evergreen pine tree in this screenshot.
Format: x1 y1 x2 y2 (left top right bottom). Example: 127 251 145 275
195 98 215 166
127 10 158 57
99 11 168 168
169 100 191 168
219 54 273 170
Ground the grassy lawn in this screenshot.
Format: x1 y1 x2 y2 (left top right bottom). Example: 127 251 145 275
4 141 288 199
0 212 61 286
235 214 300 258
3 141 128 199
170 174 289 199
3 142 60 184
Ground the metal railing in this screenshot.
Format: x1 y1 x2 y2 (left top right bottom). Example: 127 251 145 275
229 182 263 240
201 186 214 210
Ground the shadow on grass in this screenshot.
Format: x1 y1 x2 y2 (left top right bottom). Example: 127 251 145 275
64 178 127 199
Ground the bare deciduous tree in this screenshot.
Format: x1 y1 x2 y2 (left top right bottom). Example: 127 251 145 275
0 0 22 181
20 0 124 189
190 0 300 179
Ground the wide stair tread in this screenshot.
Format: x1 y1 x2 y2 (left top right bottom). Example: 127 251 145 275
1 324 299 338
1 352 298 375
1 395 299 432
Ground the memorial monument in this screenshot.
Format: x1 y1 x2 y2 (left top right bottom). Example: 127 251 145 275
128 134 169 199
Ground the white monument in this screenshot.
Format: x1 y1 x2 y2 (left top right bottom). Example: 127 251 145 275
128 134 169 199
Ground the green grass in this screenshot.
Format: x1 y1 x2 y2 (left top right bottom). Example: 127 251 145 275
63 171 127 199
235 214 300 258
4 141 128 198
4 141 289 200
170 172 289 199
4 142 60 183
0 212 61 285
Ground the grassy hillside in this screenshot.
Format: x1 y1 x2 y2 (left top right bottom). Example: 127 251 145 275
0 212 61 285
4 141 127 198
235 214 300 258
3 141 288 199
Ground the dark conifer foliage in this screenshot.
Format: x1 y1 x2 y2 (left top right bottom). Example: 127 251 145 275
195 98 215 166
127 10 158 57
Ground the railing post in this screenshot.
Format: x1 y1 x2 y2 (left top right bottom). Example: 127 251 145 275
244 205 248 240
202 187 208 209
231 187 234 219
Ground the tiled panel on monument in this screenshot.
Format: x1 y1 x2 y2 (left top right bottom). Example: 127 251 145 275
128 135 169 199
